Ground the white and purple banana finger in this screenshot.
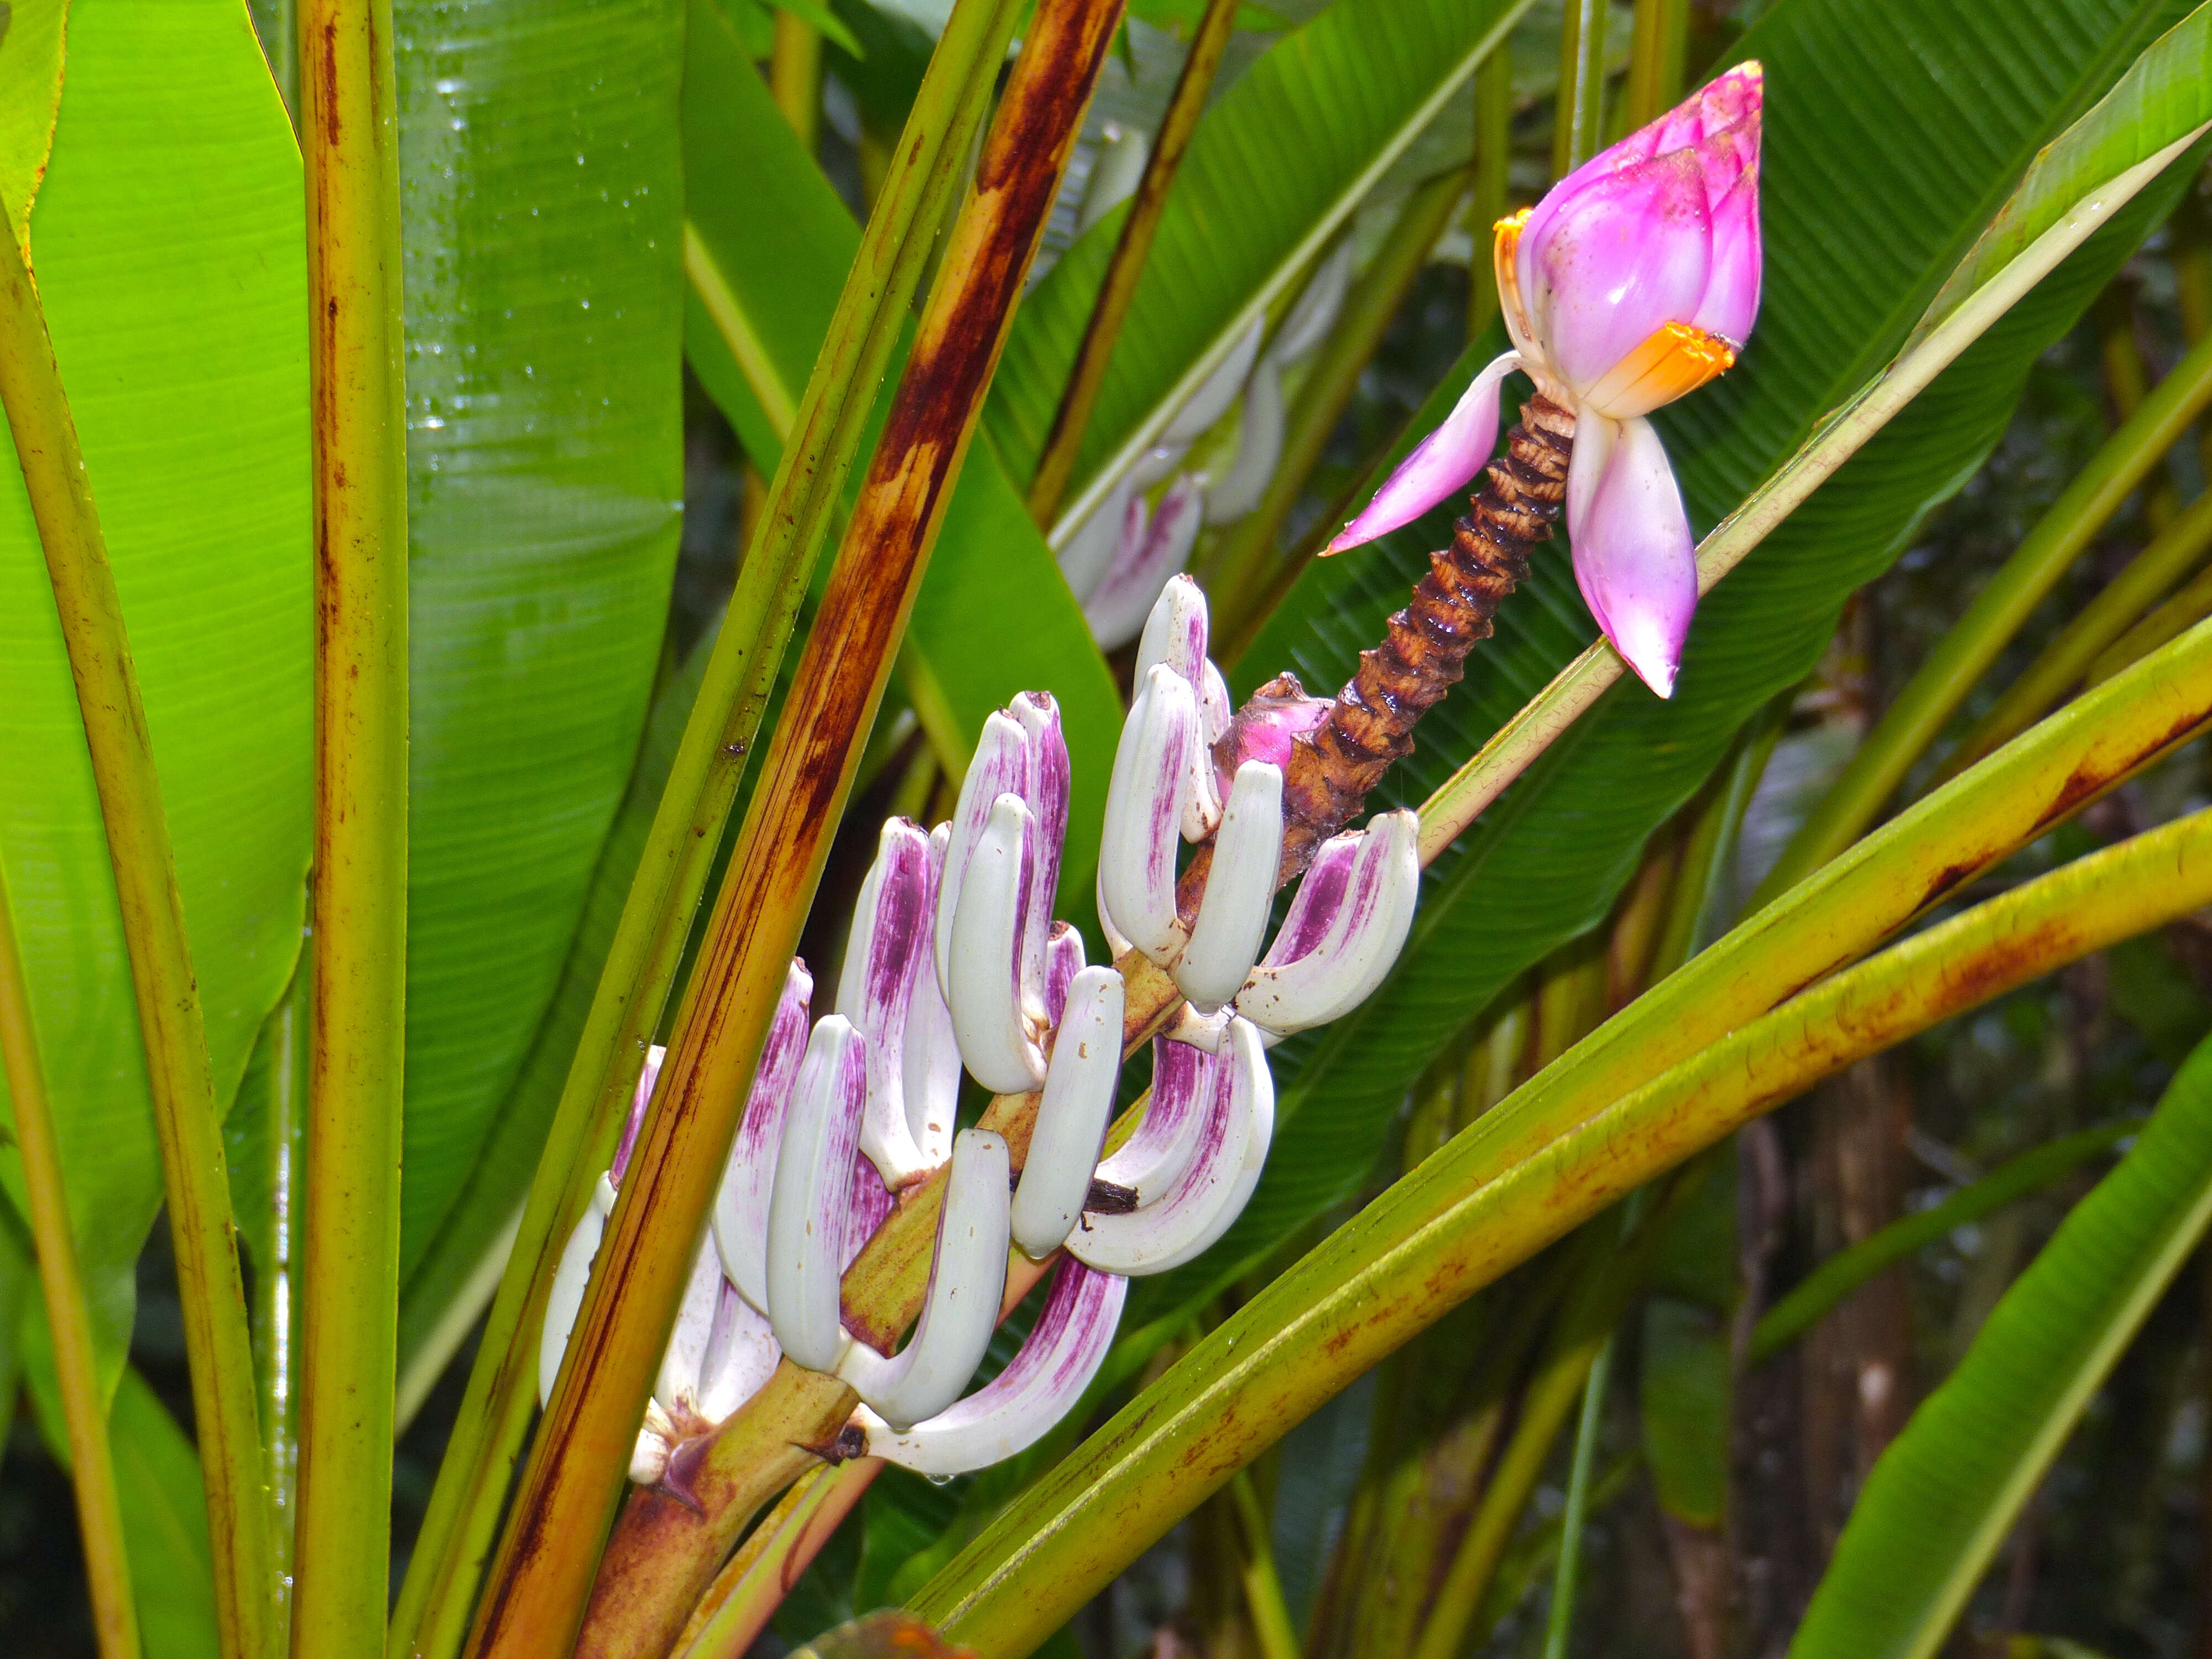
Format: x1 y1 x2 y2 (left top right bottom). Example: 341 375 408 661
712 959 814 1313
838 1129 1014 1432
1237 811 1420 1039
851 1260 1127 1478
1175 759 1284 1010
946 794 1048 1094
764 1016 869 1374
1011 966 1124 1258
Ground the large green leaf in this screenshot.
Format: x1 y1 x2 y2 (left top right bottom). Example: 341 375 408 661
1792 1030 2212 1659
0 0 65 235
681 0 1122 896
1130 0 2206 1329
394 627 709 1397
393 0 686 1277
0 0 309 1373
984 0 1531 528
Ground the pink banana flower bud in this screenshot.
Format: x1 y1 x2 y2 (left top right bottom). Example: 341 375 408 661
1326 61 1763 698
1213 673 1333 786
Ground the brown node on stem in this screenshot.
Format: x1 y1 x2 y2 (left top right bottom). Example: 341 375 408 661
1178 393 1575 918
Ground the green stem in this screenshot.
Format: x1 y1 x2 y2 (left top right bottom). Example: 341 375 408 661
1410 1185 1687 1659
1412 1331 1601 1659
770 11 822 151
1212 165 1471 656
1551 0 1606 179
385 2 1027 1651
2089 554 2212 685
1542 1335 1611 1659
1648 702 1786 977
0 864 140 1659
257 961 311 1653
465 4 1124 1652
1750 1118 2141 1363
294 1 410 1654
1468 44 1512 341
1940 488 2212 777
1024 0 1240 526
1620 0 1687 130
912 800 2212 1659
1226 1472 1300 1659
671 1461 883 1659
1757 326 2212 905
0 154 274 1659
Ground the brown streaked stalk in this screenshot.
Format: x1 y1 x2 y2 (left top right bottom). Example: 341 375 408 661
0 867 139 1659
388 0 1024 1648
1209 392 1575 899
1025 0 1240 526
462 5 1126 1653
295 0 410 1655
0 167 275 1659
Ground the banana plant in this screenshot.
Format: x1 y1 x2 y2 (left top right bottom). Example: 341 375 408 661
3 2 2212 1658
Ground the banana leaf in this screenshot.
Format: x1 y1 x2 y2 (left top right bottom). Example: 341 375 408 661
386 0 687 1280
1791 1028 2212 1659
0 0 310 1382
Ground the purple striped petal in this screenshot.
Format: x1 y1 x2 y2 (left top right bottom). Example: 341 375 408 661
1326 352 1521 554
1568 413 1697 698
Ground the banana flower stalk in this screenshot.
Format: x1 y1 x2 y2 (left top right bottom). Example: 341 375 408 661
1327 62 1764 698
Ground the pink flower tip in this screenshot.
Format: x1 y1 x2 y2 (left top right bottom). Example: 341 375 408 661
1324 351 1522 556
